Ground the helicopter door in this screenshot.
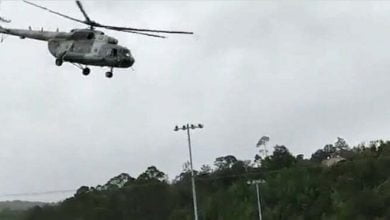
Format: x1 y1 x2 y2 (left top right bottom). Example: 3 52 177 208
70 40 94 54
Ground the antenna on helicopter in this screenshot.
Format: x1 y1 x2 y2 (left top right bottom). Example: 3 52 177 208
23 0 194 39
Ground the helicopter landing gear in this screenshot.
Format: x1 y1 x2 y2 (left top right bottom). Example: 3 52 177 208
105 71 113 78
105 67 114 78
55 59 63 66
82 68 90 76
71 63 91 76
56 51 67 66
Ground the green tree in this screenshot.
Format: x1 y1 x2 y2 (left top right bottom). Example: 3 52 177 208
262 145 296 170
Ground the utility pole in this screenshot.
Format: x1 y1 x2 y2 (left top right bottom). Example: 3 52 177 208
247 179 265 220
174 123 203 220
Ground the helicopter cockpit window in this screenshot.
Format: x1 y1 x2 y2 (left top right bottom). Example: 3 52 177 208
121 49 130 57
111 49 118 57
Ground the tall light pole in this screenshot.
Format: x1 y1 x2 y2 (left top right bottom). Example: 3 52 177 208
247 179 265 220
174 123 203 220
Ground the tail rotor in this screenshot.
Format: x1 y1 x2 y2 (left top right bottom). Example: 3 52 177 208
0 17 10 23
0 0 10 24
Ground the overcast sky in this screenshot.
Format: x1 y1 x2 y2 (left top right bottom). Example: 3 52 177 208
0 0 389 202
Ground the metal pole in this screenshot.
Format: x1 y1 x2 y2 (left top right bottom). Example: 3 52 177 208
256 183 262 220
186 124 199 220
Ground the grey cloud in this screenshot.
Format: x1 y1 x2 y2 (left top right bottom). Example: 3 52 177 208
0 1 389 202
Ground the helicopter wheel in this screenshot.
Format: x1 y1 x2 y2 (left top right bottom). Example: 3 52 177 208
82 68 91 76
55 59 63 66
105 71 113 78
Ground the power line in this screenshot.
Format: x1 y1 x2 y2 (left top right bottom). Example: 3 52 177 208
0 189 76 198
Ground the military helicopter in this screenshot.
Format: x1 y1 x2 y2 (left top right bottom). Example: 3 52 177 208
0 1 193 78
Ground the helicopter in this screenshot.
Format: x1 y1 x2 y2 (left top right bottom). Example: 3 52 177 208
0 0 193 78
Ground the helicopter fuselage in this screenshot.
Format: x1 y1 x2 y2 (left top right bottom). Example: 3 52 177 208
0 0 192 78
0 27 135 68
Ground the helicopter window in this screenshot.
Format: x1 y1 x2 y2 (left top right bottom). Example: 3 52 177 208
72 31 95 40
111 49 118 57
120 49 130 57
87 33 95 40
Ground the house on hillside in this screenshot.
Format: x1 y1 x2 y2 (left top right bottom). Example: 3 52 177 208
322 155 346 167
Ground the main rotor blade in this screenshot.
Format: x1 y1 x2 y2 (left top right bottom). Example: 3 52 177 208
24 0 86 25
97 24 193 35
23 0 193 38
110 28 167 38
75 0 91 23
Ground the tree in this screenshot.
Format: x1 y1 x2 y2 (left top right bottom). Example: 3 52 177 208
214 155 238 170
23 139 390 220
256 136 270 159
324 144 336 155
334 137 349 151
257 136 270 147
199 165 212 175
311 144 338 162
75 186 90 196
137 166 167 183
311 149 327 162
262 145 296 170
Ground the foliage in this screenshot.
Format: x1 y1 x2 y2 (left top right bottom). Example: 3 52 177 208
0 209 27 220
3 139 389 220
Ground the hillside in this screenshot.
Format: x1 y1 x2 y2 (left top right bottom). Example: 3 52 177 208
0 201 46 211
2 139 389 220
0 201 47 220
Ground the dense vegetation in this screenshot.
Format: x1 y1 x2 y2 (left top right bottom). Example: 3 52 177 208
0 201 47 212
0 201 44 220
2 138 389 220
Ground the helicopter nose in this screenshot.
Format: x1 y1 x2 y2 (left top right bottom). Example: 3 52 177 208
129 57 135 67
122 57 135 67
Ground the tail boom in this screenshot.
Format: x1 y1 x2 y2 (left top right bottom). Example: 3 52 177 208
0 27 70 41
